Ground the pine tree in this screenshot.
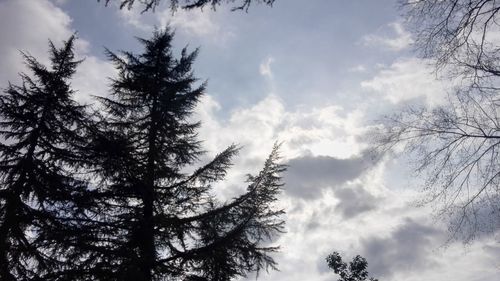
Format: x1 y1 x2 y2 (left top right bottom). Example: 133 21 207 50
0 37 93 280
88 28 285 281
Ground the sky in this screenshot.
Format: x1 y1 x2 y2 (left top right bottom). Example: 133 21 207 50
0 0 499 280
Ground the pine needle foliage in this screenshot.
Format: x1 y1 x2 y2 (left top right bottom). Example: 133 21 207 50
0 29 285 281
0 36 94 281
85 28 285 281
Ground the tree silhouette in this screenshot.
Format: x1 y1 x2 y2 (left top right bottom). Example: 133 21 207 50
0 36 94 280
401 0 500 79
100 0 276 12
376 0 500 243
84 28 285 281
326 252 378 281
376 90 500 243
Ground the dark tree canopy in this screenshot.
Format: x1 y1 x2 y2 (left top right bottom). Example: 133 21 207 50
80 28 285 281
326 252 379 281
100 0 276 12
0 29 285 280
0 37 95 280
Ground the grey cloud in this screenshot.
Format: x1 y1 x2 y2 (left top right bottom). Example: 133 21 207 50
484 244 500 260
284 151 378 200
334 184 379 219
304 208 335 232
315 252 332 275
360 218 443 279
0 0 73 83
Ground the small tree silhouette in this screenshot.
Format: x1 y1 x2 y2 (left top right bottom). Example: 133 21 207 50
326 252 379 281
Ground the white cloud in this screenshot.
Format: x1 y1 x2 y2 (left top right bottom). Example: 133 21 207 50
0 0 115 105
118 6 152 31
361 57 449 106
72 56 117 104
0 0 73 83
192 93 372 203
158 8 233 40
195 94 285 164
193 93 499 281
259 56 275 78
362 22 413 51
348 64 367 73
116 5 233 41
195 94 370 164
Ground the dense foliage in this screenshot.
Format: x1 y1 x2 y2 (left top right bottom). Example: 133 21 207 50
0 29 285 281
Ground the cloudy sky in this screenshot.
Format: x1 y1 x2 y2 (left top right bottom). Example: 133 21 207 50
1 0 499 280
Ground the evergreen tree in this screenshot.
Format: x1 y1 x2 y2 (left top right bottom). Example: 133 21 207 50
0 37 93 280
87 28 285 281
